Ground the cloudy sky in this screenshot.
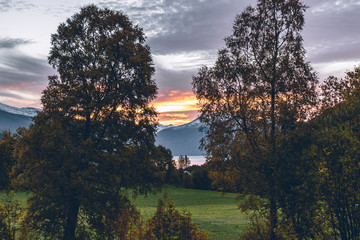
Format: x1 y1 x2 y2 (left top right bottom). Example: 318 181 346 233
0 0 359 125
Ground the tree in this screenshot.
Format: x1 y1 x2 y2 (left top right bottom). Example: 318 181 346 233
190 166 212 190
177 155 191 187
192 0 318 238
11 5 162 240
311 66 360 239
0 131 16 190
153 145 178 184
274 123 325 239
178 155 191 169
0 129 24 190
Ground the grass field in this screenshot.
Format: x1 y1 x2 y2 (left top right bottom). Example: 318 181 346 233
1 187 249 239
0 190 28 204
135 186 249 240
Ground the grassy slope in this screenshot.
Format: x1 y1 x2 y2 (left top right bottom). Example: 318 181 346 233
2 187 249 239
135 186 249 240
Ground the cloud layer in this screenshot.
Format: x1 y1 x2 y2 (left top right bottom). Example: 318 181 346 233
0 37 33 49
0 0 359 124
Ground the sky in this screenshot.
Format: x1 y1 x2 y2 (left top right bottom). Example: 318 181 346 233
0 0 359 126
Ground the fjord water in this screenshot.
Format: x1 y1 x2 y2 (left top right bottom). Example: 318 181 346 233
173 155 206 166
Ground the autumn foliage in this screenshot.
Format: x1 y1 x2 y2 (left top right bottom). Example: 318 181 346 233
144 194 208 240
2 0 360 239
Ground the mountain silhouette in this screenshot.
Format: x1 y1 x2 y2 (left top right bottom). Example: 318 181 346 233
156 118 206 156
0 103 206 156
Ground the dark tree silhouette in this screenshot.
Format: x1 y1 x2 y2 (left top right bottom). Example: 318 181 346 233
153 145 178 184
0 131 16 190
178 155 190 169
0 129 24 189
314 66 360 239
193 0 317 238
12 5 162 240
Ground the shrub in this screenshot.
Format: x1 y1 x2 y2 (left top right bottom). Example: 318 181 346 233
0 190 24 239
144 193 209 240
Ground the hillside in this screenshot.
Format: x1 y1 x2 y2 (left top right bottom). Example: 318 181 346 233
136 186 248 240
4 186 248 240
0 109 33 137
156 118 206 156
0 103 40 138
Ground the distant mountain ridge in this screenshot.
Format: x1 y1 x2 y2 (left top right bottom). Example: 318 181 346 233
0 103 206 156
0 103 40 137
156 118 206 156
157 123 175 132
0 103 40 117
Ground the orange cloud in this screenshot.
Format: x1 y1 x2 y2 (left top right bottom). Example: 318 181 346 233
152 91 200 126
158 119 190 126
163 113 189 118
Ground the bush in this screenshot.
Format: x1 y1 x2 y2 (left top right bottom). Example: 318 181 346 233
0 190 24 239
144 193 209 240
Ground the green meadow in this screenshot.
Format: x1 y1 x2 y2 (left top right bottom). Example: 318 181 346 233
2 186 249 239
135 186 249 240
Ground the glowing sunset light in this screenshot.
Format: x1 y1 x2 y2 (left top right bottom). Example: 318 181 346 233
158 119 190 126
154 99 198 113
152 91 200 126
163 113 189 118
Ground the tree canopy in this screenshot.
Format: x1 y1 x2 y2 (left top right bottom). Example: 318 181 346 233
11 5 162 240
193 0 317 238
0 131 16 190
0 129 24 190
312 66 360 239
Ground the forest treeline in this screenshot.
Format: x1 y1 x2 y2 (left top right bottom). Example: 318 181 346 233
1 0 360 239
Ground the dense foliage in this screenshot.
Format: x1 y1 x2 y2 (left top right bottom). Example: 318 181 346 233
312 66 360 239
0 130 23 190
0 191 23 240
1 1 360 239
195 60 360 239
10 5 163 240
193 0 317 238
144 194 209 240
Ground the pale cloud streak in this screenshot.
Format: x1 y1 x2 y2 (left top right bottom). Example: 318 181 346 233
310 0 360 13
0 50 53 86
0 0 36 12
0 38 33 49
302 0 360 79
153 51 216 71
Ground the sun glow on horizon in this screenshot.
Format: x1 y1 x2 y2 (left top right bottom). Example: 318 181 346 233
0 89 201 127
152 91 200 126
154 99 198 113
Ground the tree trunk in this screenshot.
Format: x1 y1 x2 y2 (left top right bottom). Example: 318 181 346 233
63 199 80 240
269 194 277 240
269 52 278 240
